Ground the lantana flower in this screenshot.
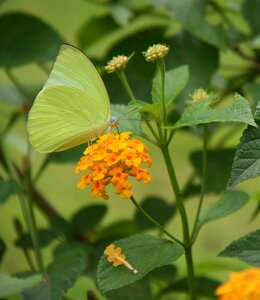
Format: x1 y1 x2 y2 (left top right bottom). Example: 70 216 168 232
104 244 138 274
143 44 170 62
75 132 152 200
215 267 260 300
105 55 129 73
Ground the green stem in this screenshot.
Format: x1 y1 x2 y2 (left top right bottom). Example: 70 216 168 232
191 124 208 243
160 145 197 299
130 196 183 246
117 70 159 143
160 145 189 243
157 59 167 141
24 160 44 271
5 68 30 102
33 155 51 184
117 70 136 102
185 246 197 300
0 139 43 271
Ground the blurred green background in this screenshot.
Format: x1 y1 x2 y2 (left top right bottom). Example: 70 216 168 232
0 0 259 299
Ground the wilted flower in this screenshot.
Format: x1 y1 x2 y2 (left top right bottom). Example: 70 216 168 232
75 132 152 200
215 267 260 300
105 55 129 73
104 244 138 274
143 44 170 62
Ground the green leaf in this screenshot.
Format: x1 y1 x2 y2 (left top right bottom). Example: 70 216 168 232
242 0 260 35
219 229 260 267
97 234 184 293
165 33 219 108
0 179 19 204
189 149 236 194
70 204 107 235
228 101 260 188
165 276 220 297
198 190 249 228
47 247 86 300
110 4 133 26
111 104 143 135
170 0 226 48
148 265 177 284
24 247 87 300
244 82 260 113
0 273 42 298
97 220 139 240
0 238 6 264
134 196 176 230
107 279 151 300
77 15 119 49
15 229 54 249
170 94 256 129
50 144 86 163
152 65 189 105
0 13 63 68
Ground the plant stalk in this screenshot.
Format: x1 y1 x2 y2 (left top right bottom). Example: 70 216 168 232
160 145 197 299
191 124 208 242
130 196 183 246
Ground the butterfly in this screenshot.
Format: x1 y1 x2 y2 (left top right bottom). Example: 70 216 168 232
27 44 118 153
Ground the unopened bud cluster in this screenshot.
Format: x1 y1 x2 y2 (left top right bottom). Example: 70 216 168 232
105 55 129 73
143 44 170 62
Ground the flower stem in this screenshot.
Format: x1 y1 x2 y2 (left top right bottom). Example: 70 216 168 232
0 139 43 271
23 157 44 271
5 68 30 102
160 145 197 299
117 70 136 103
157 59 167 142
191 124 208 242
130 196 183 246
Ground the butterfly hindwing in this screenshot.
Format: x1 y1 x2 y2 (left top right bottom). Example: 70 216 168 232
27 44 110 153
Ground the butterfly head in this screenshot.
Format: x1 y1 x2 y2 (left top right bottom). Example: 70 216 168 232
110 116 119 128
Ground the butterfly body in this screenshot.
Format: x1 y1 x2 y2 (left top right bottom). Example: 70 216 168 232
27 44 113 153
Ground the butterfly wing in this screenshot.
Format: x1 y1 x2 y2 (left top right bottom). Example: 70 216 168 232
27 44 110 153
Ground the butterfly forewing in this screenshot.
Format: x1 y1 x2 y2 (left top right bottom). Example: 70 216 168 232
27 44 110 153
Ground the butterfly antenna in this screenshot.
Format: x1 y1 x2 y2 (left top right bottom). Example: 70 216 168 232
119 106 139 121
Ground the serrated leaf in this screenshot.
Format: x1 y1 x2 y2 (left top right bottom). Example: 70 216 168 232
218 229 260 267
198 190 249 229
152 65 189 105
170 94 256 129
0 13 63 68
0 179 19 204
47 248 87 300
0 273 42 298
134 196 176 230
97 234 184 293
228 101 260 188
70 204 107 235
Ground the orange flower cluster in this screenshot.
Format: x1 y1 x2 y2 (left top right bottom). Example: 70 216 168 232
215 267 260 300
75 132 152 200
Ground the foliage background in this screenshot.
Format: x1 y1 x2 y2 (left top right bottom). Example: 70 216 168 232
0 0 259 299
